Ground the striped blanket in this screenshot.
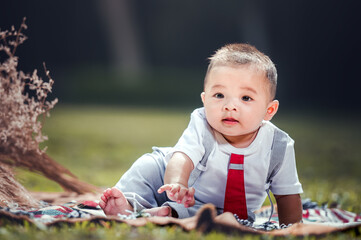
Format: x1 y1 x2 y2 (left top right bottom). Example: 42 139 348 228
252 199 361 230
0 198 360 236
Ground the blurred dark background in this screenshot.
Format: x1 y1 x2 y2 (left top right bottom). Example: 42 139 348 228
2 0 361 111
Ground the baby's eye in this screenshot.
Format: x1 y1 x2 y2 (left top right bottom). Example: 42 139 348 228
242 96 252 102
214 93 224 99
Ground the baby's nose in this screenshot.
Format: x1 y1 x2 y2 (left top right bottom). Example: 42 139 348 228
224 99 238 111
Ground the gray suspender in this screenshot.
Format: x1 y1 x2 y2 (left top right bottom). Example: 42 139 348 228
188 122 214 187
266 128 288 187
265 127 288 223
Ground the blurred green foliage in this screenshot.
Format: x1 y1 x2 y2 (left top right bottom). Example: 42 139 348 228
55 66 205 108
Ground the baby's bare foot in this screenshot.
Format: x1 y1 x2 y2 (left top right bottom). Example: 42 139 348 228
99 187 133 216
144 206 173 217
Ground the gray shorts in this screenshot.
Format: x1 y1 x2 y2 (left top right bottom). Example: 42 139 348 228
115 147 207 218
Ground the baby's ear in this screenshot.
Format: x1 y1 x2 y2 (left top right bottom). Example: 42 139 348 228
265 100 279 121
200 92 205 104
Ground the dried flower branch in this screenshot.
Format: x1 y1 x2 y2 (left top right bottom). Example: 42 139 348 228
0 18 99 206
0 18 58 156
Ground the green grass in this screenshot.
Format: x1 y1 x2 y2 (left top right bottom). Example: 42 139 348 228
16 105 191 190
1 222 360 240
4 105 361 239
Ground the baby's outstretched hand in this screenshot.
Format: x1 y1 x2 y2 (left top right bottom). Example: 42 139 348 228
158 184 195 208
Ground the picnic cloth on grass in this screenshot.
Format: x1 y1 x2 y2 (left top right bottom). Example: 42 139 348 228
0 193 360 237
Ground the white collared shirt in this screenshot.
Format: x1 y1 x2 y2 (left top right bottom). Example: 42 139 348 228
166 108 303 213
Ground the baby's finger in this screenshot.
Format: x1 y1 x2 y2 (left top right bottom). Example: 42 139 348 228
176 188 188 204
184 187 195 207
157 184 172 194
184 197 195 208
187 187 195 198
169 185 181 196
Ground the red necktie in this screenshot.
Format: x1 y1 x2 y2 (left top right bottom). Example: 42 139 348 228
223 153 248 219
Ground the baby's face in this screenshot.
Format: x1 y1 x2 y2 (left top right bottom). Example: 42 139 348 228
201 65 275 146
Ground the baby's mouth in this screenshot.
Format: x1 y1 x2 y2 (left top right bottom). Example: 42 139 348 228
222 118 239 124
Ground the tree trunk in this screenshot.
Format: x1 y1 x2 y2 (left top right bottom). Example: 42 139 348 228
97 0 146 85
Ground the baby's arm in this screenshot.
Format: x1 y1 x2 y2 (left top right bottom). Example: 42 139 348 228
274 194 302 225
158 152 195 208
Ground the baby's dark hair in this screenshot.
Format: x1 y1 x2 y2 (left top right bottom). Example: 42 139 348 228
205 43 278 100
